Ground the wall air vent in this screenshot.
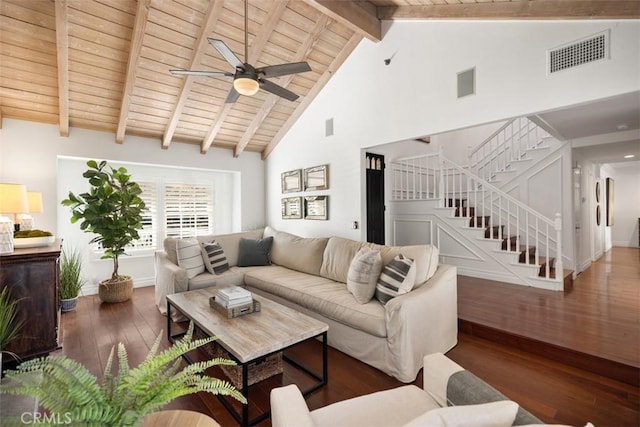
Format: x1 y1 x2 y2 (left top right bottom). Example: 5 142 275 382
548 31 609 74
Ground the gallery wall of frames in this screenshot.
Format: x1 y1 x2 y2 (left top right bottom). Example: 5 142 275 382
281 165 329 220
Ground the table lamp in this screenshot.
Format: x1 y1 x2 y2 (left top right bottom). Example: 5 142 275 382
18 191 43 231
0 183 28 254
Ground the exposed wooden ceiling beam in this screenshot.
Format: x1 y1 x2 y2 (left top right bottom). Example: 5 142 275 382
234 15 331 158
162 0 225 149
377 0 640 20
115 0 150 144
262 33 363 159
54 0 69 137
304 0 380 42
201 1 289 154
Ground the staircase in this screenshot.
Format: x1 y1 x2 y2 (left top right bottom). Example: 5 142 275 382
389 141 569 291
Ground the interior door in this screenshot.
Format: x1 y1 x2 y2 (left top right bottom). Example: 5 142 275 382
366 153 385 244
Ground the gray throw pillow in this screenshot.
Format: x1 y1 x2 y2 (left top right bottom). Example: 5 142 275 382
237 236 274 267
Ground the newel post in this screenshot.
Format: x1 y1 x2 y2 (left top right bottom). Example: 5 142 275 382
438 146 445 207
554 213 563 277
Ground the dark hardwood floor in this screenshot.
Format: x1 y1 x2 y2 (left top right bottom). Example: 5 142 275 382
55 247 640 426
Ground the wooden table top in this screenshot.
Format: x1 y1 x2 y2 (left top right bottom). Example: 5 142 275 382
167 286 328 363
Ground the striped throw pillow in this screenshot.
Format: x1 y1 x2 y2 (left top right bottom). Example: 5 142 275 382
176 238 205 279
201 241 230 275
347 247 382 304
375 254 416 305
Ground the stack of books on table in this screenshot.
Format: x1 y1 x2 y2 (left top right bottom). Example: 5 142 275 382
210 286 260 318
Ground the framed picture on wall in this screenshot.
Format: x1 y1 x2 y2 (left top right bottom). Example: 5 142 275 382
304 196 328 220
281 197 302 219
606 177 614 226
281 169 302 193
304 165 329 191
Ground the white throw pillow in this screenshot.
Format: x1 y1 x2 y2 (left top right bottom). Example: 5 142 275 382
176 238 205 279
375 254 416 305
347 247 382 304
403 400 519 427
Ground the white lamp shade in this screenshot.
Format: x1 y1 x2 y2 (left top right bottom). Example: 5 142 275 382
233 77 259 96
0 183 28 215
27 191 43 213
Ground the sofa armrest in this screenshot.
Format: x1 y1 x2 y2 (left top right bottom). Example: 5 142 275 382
154 251 189 315
270 384 315 427
384 264 458 382
423 353 543 425
422 353 464 406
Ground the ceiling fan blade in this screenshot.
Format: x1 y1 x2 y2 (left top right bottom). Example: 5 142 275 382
170 69 233 77
208 38 243 69
225 87 241 104
256 62 312 78
259 79 299 102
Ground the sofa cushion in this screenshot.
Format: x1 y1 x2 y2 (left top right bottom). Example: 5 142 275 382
176 238 205 279
244 266 387 337
264 226 328 276
187 266 257 290
311 385 440 427
376 254 417 305
320 237 363 283
347 248 382 304
201 241 230 274
163 229 264 267
238 236 273 266
403 400 518 427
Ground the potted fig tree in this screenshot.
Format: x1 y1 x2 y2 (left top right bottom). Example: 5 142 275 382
62 160 146 303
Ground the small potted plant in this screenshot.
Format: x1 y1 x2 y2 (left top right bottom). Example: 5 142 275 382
0 322 246 425
0 287 23 368
60 245 86 312
62 160 146 303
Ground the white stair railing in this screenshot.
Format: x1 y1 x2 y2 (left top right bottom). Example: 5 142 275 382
390 151 562 283
469 117 551 182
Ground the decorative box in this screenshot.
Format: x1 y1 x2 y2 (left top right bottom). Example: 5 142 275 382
209 296 260 318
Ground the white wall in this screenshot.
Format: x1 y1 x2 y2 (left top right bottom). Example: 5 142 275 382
602 162 640 247
265 20 640 239
0 118 265 293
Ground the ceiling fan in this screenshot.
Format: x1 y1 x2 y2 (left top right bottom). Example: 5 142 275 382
170 0 311 103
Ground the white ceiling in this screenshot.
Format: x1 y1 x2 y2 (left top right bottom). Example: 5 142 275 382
537 91 640 170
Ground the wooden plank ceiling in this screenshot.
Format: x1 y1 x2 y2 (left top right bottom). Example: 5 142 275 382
1 0 637 159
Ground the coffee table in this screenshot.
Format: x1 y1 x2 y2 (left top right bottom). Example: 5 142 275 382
166 286 329 426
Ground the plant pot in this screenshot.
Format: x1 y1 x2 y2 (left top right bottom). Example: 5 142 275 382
61 297 79 312
99 276 134 303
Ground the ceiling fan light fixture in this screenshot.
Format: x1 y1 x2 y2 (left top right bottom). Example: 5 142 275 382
234 77 259 96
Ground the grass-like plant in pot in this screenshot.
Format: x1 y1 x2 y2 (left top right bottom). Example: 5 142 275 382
0 287 24 368
62 160 146 303
0 322 246 426
60 245 86 312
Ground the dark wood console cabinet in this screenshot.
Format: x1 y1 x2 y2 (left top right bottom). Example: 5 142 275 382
0 241 61 366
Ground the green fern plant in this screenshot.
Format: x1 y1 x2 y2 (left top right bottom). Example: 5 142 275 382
0 286 23 355
0 322 246 426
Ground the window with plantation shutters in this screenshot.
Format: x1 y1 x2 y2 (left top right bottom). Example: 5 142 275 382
164 183 214 238
129 181 157 250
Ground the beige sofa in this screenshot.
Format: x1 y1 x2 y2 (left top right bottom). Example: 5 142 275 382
270 353 543 427
154 227 458 383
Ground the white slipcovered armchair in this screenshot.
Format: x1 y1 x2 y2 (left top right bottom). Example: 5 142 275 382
270 353 543 427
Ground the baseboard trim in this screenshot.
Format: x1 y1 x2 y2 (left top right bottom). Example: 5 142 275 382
81 277 155 296
459 319 639 387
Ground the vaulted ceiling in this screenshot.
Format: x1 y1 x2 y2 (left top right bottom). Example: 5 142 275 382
1 0 637 159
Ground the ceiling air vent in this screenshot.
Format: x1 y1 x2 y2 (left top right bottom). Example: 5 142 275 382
548 31 609 74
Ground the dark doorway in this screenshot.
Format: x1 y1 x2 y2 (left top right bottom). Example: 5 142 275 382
366 152 385 244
